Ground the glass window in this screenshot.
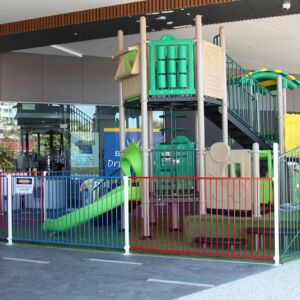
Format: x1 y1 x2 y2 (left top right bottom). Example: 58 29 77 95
0 102 119 173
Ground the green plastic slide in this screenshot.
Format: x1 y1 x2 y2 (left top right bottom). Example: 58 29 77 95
43 142 142 232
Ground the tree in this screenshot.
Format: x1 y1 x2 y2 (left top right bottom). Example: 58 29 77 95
0 144 15 170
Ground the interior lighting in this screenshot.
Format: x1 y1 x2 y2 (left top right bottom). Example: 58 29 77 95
50 45 83 58
281 1 291 10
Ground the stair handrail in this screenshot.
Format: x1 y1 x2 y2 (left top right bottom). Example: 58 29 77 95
213 35 278 146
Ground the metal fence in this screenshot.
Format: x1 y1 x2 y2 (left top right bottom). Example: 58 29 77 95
3 173 125 249
0 157 287 263
0 175 8 241
129 176 274 260
278 146 300 259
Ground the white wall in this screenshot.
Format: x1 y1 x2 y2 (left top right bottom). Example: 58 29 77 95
1 52 300 113
0 52 118 105
287 79 300 113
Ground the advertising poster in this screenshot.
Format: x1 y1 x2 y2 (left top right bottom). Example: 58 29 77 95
104 128 162 176
71 132 99 170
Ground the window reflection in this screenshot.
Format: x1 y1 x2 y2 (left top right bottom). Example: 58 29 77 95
0 102 163 174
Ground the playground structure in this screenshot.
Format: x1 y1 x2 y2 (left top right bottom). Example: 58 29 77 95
42 15 299 244
113 15 292 238
5 14 299 261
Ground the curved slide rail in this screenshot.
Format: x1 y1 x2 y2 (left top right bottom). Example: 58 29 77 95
43 186 140 232
43 142 142 232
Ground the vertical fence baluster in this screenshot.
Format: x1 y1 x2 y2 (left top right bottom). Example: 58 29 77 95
273 143 280 266
124 176 130 255
7 175 12 245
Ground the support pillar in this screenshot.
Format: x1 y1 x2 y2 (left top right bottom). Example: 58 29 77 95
140 16 150 239
118 30 126 230
283 87 287 115
219 26 228 145
118 30 126 155
196 15 206 215
195 111 200 179
277 75 284 154
148 111 155 224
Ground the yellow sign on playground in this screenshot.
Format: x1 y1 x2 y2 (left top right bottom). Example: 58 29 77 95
284 114 300 152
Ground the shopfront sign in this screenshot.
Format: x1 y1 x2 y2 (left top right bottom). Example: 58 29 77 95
103 128 161 176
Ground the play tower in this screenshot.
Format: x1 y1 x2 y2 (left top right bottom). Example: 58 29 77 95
113 15 228 238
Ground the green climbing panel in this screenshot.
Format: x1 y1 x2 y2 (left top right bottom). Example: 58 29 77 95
154 136 195 191
148 35 196 97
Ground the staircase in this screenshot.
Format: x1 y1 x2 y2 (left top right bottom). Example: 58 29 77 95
207 37 278 149
205 101 271 149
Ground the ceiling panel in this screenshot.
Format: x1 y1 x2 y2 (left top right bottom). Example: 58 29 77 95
1 0 300 52
0 0 143 24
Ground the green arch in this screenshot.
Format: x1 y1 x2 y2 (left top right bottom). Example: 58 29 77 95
240 69 300 92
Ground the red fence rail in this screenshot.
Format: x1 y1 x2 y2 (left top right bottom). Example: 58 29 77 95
129 176 274 260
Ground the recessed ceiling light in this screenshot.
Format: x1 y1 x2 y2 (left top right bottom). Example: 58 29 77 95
173 24 193 29
73 32 78 36
50 45 83 58
281 1 291 10
156 16 167 20
146 12 159 15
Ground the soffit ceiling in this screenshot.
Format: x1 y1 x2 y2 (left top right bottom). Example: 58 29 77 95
17 14 300 74
1 0 300 52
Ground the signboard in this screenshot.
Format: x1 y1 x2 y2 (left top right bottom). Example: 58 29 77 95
71 132 99 170
15 177 34 194
104 128 162 176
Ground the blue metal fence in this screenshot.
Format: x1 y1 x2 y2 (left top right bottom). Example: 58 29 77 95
0 174 8 241
9 173 125 249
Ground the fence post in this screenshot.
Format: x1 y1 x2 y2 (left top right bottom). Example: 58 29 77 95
273 143 280 266
7 174 13 246
43 171 47 221
253 142 261 217
123 176 130 255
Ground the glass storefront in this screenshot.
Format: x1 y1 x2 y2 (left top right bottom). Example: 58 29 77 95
0 102 163 174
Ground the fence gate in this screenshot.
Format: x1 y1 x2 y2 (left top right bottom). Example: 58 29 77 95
278 146 300 259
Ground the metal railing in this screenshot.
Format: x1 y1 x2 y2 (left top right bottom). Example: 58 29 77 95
226 56 278 146
69 105 94 132
278 146 300 259
129 176 274 260
4 173 125 249
213 35 278 146
0 157 286 263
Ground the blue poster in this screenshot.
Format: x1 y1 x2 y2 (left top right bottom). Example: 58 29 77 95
104 128 162 176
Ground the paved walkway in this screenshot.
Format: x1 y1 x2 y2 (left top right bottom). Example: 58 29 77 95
0 243 272 300
178 258 300 300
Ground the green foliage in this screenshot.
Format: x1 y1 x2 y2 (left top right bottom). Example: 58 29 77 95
0 144 15 169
